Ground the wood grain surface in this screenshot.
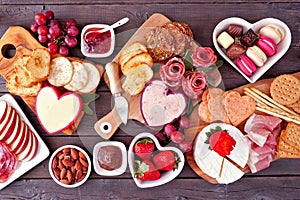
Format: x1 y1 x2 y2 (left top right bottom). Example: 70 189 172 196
0 1 299 199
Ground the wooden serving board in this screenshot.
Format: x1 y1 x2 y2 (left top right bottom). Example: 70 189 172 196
185 72 300 184
0 26 104 135
97 13 222 139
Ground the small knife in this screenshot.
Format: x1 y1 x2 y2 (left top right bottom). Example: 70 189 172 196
105 62 128 125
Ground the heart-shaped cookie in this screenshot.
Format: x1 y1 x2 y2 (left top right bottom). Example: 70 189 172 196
213 17 291 83
36 86 82 134
224 91 256 126
128 132 184 188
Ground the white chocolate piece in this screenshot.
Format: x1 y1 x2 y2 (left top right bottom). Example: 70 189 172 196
217 31 234 49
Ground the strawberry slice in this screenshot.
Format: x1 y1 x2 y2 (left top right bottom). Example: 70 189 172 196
153 150 180 171
209 130 236 157
134 160 160 181
133 138 155 160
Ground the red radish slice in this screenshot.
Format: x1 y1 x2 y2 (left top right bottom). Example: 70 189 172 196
0 101 8 123
21 131 38 162
14 124 30 155
16 127 33 161
9 121 25 152
0 108 17 141
0 106 13 140
5 114 21 145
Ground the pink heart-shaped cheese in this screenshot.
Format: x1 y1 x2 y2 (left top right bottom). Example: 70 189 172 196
128 132 184 188
36 86 82 134
213 17 291 83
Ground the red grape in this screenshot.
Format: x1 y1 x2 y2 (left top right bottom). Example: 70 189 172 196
30 22 39 33
38 35 48 43
37 25 48 36
47 41 55 47
64 35 77 47
179 116 190 129
67 25 79 37
48 43 59 54
66 18 76 27
47 33 56 41
178 141 192 153
44 10 54 20
59 45 69 56
49 25 62 38
48 19 59 27
170 131 185 143
35 13 47 25
164 124 176 137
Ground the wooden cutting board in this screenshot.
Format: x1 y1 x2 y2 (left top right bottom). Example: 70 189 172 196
0 26 104 135
185 72 300 184
95 13 222 139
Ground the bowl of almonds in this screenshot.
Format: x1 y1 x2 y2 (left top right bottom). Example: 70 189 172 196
49 145 91 188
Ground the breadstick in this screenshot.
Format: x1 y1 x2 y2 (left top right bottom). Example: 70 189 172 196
256 107 300 125
257 103 300 121
249 87 299 116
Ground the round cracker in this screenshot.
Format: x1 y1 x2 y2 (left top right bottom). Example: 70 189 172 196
78 62 101 93
48 57 73 87
270 74 300 105
64 61 88 91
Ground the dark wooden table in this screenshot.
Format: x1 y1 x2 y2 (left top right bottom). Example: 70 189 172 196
0 1 300 199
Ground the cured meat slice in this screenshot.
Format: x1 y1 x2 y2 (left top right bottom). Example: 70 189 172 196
0 142 18 183
248 155 272 173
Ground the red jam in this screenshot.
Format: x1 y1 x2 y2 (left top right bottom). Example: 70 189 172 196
84 27 111 54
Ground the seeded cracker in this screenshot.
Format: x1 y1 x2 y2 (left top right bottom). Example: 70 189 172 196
270 74 300 105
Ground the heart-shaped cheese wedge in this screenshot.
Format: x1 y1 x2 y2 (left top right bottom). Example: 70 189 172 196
224 91 256 126
141 80 186 127
213 17 291 83
128 132 184 188
36 86 82 134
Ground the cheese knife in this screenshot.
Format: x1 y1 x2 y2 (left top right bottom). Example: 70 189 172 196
105 62 128 125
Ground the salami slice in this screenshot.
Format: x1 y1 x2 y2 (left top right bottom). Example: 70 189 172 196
0 142 18 183
0 143 6 169
182 71 208 100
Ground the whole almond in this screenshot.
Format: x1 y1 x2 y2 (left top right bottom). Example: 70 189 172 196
60 179 70 185
74 160 82 171
82 167 87 173
77 173 86 182
53 168 61 178
75 169 83 181
78 152 86 160
71 149 78 160
63 148 70 154
58 153 65 160
64 155 71 161
56 152 63 159
66 170 73 183
62 159 74 167
70 166 76 174
79 157 88 168
52 157 58 169
58 159 64 170
60 168 67 180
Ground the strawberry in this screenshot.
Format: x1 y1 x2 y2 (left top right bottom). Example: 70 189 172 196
152 150 179 171
134 160 160 181
133 138 155 160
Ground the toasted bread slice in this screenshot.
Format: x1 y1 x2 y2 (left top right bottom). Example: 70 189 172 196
48 57 74 87
119 42 148 68
6 73 42 97
14 55 34 87
64 61 88 91
78 62 101 93
121 52 153 75
26 48 51 81
122 64 153 95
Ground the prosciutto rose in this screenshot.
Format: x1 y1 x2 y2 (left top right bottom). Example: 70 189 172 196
182 71 208 100
159 57 185 89
192 47 217 68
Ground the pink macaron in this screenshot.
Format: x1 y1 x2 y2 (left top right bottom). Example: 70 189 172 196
236 55 257 77
257 35 278 56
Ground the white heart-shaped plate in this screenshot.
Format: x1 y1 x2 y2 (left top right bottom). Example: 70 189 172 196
128 132 185 188
213 17 292 83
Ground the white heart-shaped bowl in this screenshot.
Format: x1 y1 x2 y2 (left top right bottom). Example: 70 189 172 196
128 132 185 188
213 17 292 83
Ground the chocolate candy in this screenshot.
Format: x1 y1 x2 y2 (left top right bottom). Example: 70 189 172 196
217 31 234 49
226 44 246 60
226 24 243 37
240 29 258 47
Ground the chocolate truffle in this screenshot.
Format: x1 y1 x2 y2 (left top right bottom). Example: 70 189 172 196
226 24 243 37
217 31 234 49
240 29 258 47
226 44 246 60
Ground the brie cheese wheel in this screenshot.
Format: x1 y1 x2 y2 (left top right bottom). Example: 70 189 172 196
193 123 250 184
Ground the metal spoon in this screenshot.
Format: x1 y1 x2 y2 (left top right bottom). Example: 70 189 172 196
84 17 129 41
